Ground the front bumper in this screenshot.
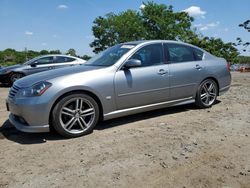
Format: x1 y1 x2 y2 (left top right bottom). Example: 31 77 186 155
7 96 51 133
9 113 49 133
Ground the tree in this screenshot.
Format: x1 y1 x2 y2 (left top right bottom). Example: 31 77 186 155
67 48 77 56
90 10 145 53
90 2 238 62
40 50 49 55
82 55 92 60
49 50 61 54
236 20 250 52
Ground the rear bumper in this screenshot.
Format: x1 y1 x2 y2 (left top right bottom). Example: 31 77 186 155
219 85 230 96
9 113 50 133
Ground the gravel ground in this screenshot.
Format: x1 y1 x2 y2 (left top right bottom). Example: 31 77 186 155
0 72 250 188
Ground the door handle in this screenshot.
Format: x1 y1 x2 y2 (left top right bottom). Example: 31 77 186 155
195 64 202 70
158 69 168 75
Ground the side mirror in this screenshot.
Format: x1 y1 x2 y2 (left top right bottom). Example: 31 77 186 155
30 63 37 67
124 59 142 68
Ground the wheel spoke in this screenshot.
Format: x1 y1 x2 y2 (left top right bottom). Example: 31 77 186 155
62 107 75 117
76 99 80 110
201 93 207 100
67 118 77 130
208 83 214 92
203 84 209 93
64 117 75 129
205 95 209 104
79 117 88 127
81 108 94 117
209 92 216 97
77 119 85 130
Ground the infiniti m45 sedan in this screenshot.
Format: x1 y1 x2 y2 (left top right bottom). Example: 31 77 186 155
0 54 86 85
6 40 231 138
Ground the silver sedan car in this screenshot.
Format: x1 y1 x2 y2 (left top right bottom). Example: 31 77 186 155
6 40 231 137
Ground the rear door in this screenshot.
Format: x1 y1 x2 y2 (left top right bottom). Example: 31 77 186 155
165 43 206 100
114 43 170 110
53 56 78 69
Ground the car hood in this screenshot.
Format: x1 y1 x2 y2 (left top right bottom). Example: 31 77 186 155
0 64 22 72
15 65 104 88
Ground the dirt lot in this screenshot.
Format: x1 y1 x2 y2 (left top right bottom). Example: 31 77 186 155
0 72 249 188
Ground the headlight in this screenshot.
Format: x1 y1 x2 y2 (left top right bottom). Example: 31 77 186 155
16 81 52 98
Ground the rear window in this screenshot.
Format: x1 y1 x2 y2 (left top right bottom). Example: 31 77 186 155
192 48 204 61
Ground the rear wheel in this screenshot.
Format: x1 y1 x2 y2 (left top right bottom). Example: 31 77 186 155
195 79 218 108
51 93 99 138
10 73 24 84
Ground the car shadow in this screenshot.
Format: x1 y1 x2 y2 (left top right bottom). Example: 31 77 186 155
0 101 221 145
95 103 198 130
0 120 64 144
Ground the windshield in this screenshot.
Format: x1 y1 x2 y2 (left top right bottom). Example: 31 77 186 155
23 56 42 65
85 44 135 66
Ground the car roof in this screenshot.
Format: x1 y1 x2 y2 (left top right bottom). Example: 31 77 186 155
123 40 208 53
37 54 78 58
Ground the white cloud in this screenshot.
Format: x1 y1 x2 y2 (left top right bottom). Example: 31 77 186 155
194 21 220 31
183 6 206 18
25 31 33 35
140 4 146 9
57 4 68 9
224 28 229 32
207 21 220 27
41 42 47 46
200 26 208 31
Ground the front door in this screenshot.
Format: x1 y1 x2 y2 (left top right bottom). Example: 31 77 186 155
114 43 170 110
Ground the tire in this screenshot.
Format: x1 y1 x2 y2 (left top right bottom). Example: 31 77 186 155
10 73 24 85
195 79 218 108
51 93 100 138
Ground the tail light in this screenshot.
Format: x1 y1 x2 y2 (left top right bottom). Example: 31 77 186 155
227 62 230 71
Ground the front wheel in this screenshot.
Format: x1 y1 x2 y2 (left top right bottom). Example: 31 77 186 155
10 73 24 84
195 79 218 108
51 93 100 138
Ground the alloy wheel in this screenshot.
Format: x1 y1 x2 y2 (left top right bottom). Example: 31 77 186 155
200 81 217 106
59 97 95 134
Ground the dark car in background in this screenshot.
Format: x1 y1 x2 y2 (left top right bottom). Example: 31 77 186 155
0 54 86 85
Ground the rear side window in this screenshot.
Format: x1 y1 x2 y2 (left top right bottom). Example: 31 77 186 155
192 48 204 61
165 43 195 63
55 56 76 63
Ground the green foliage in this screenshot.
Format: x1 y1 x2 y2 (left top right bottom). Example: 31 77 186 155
90 10 145 53
90 1 239 62
0 49 66 67
81 55 92 60
189 37 239 62
235 56 250 64
67 48 77 56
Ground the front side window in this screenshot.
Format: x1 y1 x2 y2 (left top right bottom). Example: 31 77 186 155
35 57 54 65
129 43 164 67
166 43 195 63
85 44 135 67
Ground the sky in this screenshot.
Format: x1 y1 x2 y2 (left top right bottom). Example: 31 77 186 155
0 0 249 56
